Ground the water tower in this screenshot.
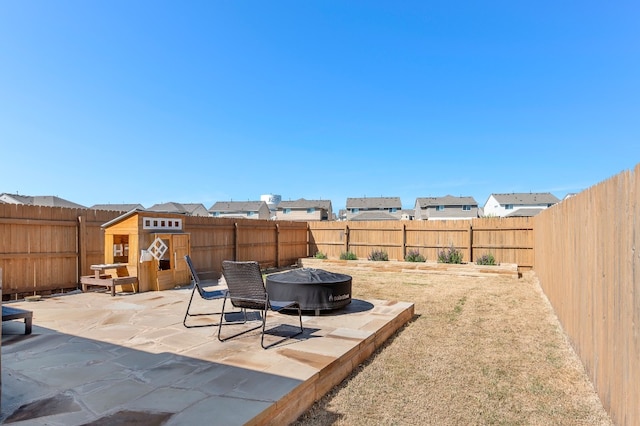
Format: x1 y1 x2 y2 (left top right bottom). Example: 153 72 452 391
261 194 282 213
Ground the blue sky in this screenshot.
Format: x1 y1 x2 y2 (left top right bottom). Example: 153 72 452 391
1 1 639 212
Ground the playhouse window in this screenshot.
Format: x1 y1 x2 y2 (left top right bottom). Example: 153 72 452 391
113 235 129 263
158 238 171 271
143 217 183 230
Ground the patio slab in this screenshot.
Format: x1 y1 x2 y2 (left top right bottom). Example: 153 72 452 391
1 287 414 425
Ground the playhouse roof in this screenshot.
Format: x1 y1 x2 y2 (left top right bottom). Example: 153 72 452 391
101 209 187 229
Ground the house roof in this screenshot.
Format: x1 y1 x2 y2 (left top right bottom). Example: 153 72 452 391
147 202 191 214
182 203 209 215
145 202 209 216
101 209 188 228
278 198 332 210
350 211 400 221
90 203 144 212
505 208 545 217
210 201 267 212
346 197 401 209
416 195 478 208
490 192 560 205
0 193 86 209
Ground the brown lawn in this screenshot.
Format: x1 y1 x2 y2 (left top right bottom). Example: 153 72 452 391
292 265 611 426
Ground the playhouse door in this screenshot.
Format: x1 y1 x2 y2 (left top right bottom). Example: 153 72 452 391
173 234 190 285
154 233 191 291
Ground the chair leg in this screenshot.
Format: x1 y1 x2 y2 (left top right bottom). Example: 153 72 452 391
260 302 269 349
296 303 304 334
261 302 305 349
183 285 199 327
184 286 240 328
217 296 261 342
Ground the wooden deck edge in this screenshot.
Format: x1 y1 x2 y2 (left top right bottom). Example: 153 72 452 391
251 302 415 426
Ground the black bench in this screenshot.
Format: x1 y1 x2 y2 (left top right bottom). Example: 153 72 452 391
2 305 33 335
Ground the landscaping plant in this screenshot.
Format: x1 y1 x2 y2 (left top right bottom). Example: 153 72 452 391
476 253 497 265
368 249 389 261
314 251 328 259
438 244 464 264
339 251 358 260
405 249 426 262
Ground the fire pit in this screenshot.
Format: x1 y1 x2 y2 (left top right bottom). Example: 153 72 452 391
266 268 352 315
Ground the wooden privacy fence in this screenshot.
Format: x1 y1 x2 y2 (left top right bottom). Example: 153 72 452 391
1 205 534 297
185 217 308 274
308 217 534 268
534 164 640 426
0 204 119 298
0 205 308 298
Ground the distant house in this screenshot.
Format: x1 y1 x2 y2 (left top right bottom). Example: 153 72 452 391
276 198 333 221
0 193 86 209
350 211 400 221
209 201 271 220
146 202 211 217
483 193 560 217
90 203 145 212
414 195 479 221
345 197 402 221
399 209 415 220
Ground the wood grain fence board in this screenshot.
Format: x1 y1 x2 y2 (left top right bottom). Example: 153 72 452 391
534 164 640 426
0 205 121 296
308 219 532 266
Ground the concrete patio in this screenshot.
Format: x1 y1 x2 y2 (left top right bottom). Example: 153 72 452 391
1 284 414 425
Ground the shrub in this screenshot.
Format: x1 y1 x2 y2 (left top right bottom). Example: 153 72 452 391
368 249 389 261
405 249 426 262
476 253 496 265
339 251 358 260
438 244 463 264
314 251 327 259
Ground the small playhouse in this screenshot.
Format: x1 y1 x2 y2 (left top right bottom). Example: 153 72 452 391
81 210 191 295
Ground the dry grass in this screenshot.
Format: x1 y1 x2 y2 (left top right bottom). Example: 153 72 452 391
292 266 611 426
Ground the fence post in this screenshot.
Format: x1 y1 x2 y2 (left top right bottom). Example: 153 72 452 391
402 223 407 260
234 222 239 261
78 214 86 284
344 225 350 254
468 223 473 264
276 223 280 268
307 223 311 258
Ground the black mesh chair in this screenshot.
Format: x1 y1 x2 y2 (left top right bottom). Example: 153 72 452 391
219 260 304 349
183 255 244 328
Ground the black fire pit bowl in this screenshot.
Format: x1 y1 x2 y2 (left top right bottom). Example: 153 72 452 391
266 268 352 312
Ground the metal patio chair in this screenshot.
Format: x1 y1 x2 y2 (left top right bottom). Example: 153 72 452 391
183 255 245 328
218 260 304 349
